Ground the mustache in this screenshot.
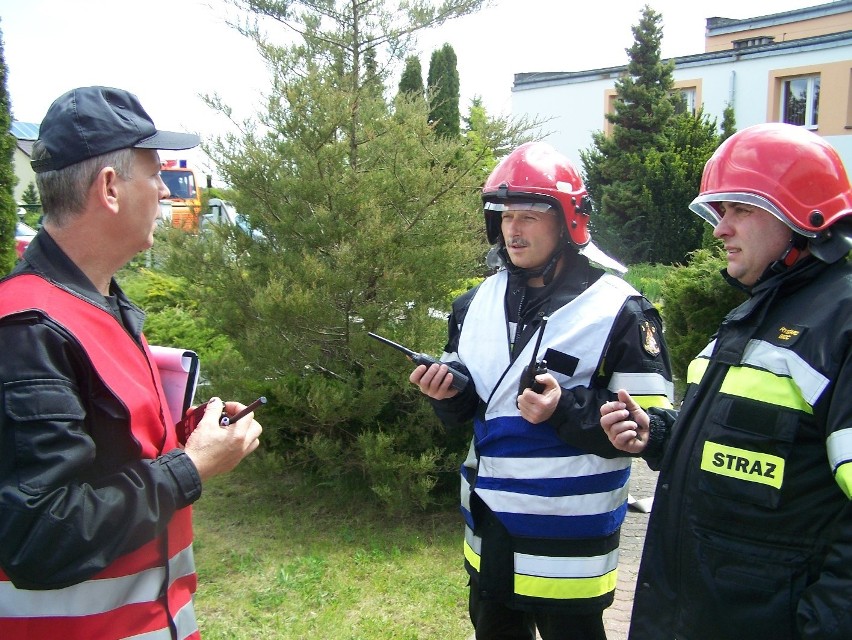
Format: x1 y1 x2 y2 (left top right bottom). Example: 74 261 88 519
508 237 529 248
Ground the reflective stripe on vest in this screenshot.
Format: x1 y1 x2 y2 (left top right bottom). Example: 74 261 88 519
0 544 195 617
607 371 673 410
687 355 711 386
463 526 618 600
0 274 198 640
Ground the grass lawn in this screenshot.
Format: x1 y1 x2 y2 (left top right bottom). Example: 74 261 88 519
192 453 471 639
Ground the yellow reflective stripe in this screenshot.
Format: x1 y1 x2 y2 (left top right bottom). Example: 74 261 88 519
720 366 813 414
834 461 852 500
741 340 828 406
464 539 481 572
467 527 618 601
632 394 673 410
701 441 785 489
515 569 617 600
687 356 710 385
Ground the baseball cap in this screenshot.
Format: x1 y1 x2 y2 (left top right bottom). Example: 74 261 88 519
31 86 200 173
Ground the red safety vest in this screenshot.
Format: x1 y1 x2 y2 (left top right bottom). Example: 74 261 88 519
0 273 199 640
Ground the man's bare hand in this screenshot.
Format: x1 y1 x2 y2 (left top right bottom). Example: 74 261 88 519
184 398 262 482
410 362 460 400
600 389 649 454
517 373 561 424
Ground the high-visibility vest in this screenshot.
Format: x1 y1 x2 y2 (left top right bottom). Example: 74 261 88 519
458 271 672 609
0 273 199 640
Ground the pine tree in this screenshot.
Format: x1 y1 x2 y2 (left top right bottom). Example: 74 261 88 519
427 43 461 138
462 96 498 184
720 102 737 141
397 55 425 100
165 0 531 509
607 7 675 153
0 23 18 273
641 108 723 263
21 182 39 209
581 6 721 265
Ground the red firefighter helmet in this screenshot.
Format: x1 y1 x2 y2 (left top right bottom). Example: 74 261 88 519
690 123 852 249
482 141 591 247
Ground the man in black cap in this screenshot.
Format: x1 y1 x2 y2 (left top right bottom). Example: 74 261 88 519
0 86 262 640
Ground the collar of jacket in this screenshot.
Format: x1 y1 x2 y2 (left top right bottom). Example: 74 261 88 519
713 256 829 365
9 229 145 337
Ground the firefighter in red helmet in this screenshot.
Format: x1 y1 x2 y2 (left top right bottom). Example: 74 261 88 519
601 122 852 640
410 141 674 640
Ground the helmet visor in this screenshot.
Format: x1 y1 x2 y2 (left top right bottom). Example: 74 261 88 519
688 191 817 238
484 201 554 213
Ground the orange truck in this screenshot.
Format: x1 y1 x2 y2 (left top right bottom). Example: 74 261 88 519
160 160 203 230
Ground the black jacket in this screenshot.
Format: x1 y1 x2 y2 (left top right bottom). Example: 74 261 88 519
0 231 201 589
633 257 852 640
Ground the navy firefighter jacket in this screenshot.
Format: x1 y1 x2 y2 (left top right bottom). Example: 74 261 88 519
633 256 852 640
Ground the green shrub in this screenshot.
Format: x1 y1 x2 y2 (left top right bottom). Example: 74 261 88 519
624 263 671 304
660 248 747 390
357 430 441 513
119 268 235 372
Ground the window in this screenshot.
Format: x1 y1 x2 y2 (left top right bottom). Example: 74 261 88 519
671 80 701 117
161 170 197 198
781 75 820 128
674 87 697 115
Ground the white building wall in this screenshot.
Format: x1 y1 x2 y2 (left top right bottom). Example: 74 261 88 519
512 41 852 172
512 74 616 170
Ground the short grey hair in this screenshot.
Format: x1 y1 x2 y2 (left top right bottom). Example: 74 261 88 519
33 144 138 226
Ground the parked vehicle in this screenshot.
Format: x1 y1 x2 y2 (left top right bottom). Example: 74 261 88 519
200 198 264 241
160 160 203 231
15 221 37 259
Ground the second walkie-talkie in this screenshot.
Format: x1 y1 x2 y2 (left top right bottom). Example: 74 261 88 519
518 316 549 398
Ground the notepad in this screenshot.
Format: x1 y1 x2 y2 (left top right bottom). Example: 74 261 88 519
149 345 200 427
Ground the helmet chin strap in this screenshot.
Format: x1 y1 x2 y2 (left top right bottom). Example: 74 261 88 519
767 233 808 277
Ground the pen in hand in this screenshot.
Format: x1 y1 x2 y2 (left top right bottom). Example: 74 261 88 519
220 396 267 426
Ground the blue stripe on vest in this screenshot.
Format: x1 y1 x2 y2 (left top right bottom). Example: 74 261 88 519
461 508 475 530
496 503 629 539
475 415 589 458
475 468 630 497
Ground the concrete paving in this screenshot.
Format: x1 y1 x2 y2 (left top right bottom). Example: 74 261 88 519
602 458 658 640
